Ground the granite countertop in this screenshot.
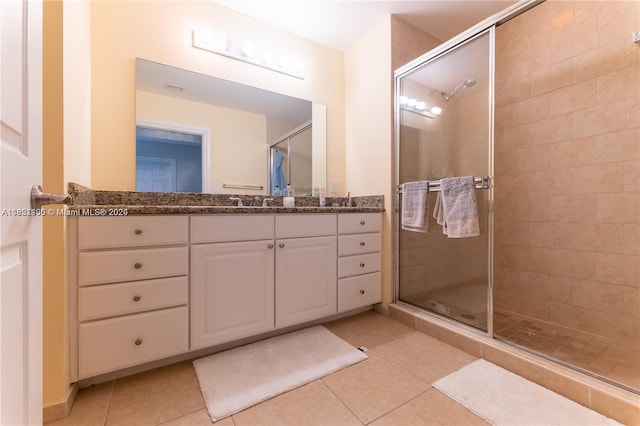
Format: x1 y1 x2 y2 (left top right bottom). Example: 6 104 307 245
66 183 384 215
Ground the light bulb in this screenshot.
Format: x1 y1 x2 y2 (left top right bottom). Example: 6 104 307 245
261 49 273 63
242 43 256 58
279 56 291 70
416 101 426 110
294 61 305 75
399 96 408 105
430 106 443 115
407 98 417 107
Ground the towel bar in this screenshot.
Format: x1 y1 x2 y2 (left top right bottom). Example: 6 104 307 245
396 176 491 194
222 183 264 190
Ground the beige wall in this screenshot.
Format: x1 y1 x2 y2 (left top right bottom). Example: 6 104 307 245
44 0 93 413
136 90 268 194
345 17 393 306
345 16 442 308
494 1 639 351
90 1 345 193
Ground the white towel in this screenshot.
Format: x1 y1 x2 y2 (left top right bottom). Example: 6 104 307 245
433 176 479 238
401 181 430 232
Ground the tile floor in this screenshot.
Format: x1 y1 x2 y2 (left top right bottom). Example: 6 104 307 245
494 311 640 391
48 310 594 426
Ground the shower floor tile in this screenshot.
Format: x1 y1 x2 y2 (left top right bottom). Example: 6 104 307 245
494 310 640 392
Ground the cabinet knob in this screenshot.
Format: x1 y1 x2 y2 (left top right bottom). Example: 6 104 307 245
134 262 143 269
360 242 365 246
360 263 365 268
360 220 365 225
360 289 365 294
134 338 143 346
134 229 143 235
268 243 274 249
133 295 141 302
279 243 285 248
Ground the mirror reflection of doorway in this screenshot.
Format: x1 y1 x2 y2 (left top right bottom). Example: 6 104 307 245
136 125 205 193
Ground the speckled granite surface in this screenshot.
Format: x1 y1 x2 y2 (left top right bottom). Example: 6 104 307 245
67 183 384 215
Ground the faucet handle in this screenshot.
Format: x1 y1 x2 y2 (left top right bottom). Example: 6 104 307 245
262 198 275 207
229 197 243 207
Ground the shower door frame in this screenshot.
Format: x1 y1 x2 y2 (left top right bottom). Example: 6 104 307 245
392 0 543 338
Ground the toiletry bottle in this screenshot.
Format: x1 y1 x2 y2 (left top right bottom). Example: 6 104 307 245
284 184 295 207
274 185 281 196
319 187 326 207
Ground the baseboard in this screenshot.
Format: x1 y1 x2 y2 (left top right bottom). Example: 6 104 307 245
43 383 78 423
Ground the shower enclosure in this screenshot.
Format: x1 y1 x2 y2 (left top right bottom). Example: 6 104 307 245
395 0 639 393
269 121 313 195
396 29 493 332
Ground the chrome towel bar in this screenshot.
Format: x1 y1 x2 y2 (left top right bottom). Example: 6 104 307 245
396 176 491 193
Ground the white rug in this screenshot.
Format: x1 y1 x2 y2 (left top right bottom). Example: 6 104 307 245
433 359 620 425
193 325 367 421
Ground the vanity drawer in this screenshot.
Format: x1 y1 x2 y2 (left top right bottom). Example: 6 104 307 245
78 216 188 250
338 272 381 312
276 214 336 238
78 306 188 379
191 215 274 243
338 213 381 235
338 233 381 256
78 246 188 286
78 276 188 321
338 253 381 278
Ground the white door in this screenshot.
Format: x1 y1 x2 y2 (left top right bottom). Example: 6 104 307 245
275 236 337 328
0 0 44 424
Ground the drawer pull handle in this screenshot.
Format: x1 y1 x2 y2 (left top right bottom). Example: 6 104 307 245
133 295 142 302
360 221 366 225
268 243 274 249
134 338 143 346
360 263 365 268
279 243 285 248
360 242 365 246
360 289 365 294
134 262 143 269
134 229 143 235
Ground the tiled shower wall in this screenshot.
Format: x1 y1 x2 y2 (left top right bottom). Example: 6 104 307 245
494 1 639 344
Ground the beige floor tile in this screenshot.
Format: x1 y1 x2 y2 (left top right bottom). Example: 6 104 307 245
160 409 217 425
370 331 478 383
46 381 114 426
106 361 205 426
370 389 489 426
323 311 414 350
322 354 430 424
232 380 362 426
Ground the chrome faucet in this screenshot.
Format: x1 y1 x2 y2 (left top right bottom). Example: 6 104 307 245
262 198 274 207
229 197 243 207
250 196 261 207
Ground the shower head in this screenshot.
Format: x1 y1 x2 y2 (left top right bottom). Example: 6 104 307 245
440 78 477 102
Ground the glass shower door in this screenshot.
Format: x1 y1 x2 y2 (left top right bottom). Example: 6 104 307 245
395 30 493 332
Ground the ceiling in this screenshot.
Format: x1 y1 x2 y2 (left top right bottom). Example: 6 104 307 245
212 0 517 52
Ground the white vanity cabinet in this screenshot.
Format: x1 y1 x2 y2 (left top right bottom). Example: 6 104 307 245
74 216 189 379
275 214 337 328
337 213 382 312
190 215 275 350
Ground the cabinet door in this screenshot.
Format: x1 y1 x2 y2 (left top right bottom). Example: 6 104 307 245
275 236 337 328
191 240 275 349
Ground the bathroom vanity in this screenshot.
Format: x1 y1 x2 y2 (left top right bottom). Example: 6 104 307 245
67 186 383 381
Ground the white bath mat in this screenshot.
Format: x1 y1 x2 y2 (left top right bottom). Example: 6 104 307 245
193 325 367 421
433 359 620 425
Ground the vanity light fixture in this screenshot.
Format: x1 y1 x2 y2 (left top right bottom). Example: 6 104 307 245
399 95 442 118
192 29 305 79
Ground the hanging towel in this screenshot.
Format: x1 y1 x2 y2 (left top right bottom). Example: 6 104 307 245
401 181 430 232
270 151 286 195
433 176 480 238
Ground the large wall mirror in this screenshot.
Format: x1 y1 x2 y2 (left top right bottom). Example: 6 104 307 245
135 58 326 195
